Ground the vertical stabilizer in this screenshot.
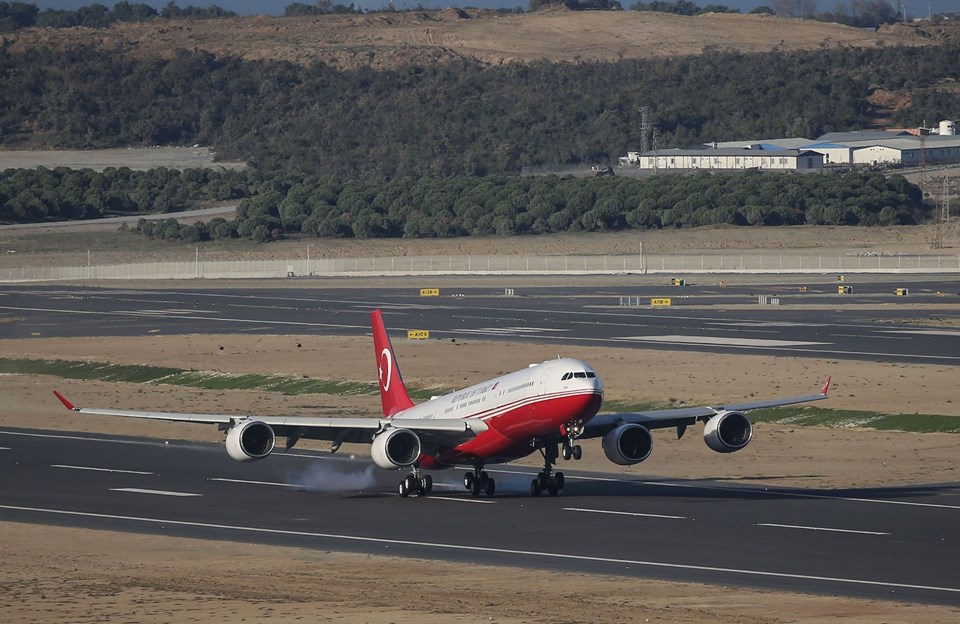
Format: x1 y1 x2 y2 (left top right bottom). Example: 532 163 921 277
371 309 415 417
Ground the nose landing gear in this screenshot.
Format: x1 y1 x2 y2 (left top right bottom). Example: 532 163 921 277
463 465 496 497
560 421 584 462
398 466 433 498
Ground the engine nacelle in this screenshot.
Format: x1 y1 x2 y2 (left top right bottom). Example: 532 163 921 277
703 411 753 453
602 423 653 466
225 420 276 462
371 428 421 469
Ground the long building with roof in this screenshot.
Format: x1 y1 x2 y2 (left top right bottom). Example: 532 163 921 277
620 120 960 171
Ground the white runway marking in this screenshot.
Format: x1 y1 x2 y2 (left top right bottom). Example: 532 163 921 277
880 329 960 337
53 464 153 475
564 507 686 520
209 478 303 488
0 446 9 450
757 523 889 536
110 488 201 497
427 496 496 504
2 504 957 596
0 430 164 446
619 335 827 348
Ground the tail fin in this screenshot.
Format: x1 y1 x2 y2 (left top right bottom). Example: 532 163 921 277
371 309 415 417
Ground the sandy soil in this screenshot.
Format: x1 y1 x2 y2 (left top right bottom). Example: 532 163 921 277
2 11 932 70
3 312 960 622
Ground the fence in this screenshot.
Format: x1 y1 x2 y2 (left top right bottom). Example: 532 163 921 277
2 253 960 282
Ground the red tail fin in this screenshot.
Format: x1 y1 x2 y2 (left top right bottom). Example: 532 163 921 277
371 309 415 417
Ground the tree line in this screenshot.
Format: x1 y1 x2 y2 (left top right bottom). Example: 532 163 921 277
2 42 959 179
133 170 925 243
0 1 235 31
0 166 253 223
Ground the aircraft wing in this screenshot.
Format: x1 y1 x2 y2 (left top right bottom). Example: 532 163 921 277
52 391 484 449
581 377 831 439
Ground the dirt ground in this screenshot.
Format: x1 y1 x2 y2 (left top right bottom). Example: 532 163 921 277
2 332 960 622
2 10 932 70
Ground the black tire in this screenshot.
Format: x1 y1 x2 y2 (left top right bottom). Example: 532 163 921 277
484 478 496 497
555 472 565 490
561 445 572 461
530 479 541 497
398 481 409 497
537 472 548 490
464 473 473 490
404 475 416 493
572 445 582 461
423 475 433 494
471 479 482 497
547 479 559 496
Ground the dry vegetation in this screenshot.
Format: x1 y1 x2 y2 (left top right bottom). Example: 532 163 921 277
1 9 938 70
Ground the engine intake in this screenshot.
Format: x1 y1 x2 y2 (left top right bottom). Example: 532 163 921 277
371 428 421 469
225 420 276 462
602 423 653 466
703 411 753 453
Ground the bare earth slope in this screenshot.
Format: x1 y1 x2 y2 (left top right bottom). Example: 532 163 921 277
3 10 930 69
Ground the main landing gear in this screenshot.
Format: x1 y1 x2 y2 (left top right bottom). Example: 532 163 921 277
398 466 433 498
463 465 496 497
530 443 566 497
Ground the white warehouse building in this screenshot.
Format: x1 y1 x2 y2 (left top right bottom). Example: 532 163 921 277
635 148 824 171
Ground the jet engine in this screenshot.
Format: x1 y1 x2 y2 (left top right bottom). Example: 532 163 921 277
602 423 653 466
703 411 753 453
225 420 276 462
370 428 421 469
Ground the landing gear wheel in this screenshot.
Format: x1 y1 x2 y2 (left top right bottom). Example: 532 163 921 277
403 475 417 493
530 478 542 497
547 477 559 496
561 444 572 461
572 445 582 461
537 472 548 490
464 473 474 490
398 480 410 497
484 477 496 496
470 478 482 497
420 475 433 495
555 472 565 490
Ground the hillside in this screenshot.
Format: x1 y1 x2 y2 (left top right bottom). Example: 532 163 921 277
2 9 936 70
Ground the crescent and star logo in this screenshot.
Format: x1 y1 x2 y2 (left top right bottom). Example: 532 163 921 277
378 348 393 392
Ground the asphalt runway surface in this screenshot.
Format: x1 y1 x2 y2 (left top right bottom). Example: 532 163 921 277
2 278 960 364
2 426 959 605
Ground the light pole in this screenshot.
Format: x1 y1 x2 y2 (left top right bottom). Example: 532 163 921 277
306 244 315 276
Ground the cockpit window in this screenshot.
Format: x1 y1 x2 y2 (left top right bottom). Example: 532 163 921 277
586 372 596 378
561 372 571 381
574 372 587 378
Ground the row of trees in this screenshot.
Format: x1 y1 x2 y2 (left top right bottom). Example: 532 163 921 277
0 1 235 31
130 171 925 243
0 166 253 223
2 43 959 178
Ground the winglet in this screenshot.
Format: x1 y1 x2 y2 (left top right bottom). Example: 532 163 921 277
820 376 832 396
53 391 78 411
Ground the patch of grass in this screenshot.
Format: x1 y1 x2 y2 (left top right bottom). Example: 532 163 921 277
6 357 958 433
751 407 960 434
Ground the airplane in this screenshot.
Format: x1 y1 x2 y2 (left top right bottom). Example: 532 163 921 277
54 309 830 498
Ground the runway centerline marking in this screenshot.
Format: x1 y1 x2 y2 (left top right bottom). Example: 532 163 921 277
53 464 153 475
110 488 201 497
1 504 957 596
564 507 686 520
209 478 303 488
757 523 889 536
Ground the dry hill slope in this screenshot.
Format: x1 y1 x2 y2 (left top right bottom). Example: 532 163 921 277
3 10 933 69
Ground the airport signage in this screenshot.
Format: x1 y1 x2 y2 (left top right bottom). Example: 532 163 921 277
420 288 440 297
651 297 672 307
407 330 430 340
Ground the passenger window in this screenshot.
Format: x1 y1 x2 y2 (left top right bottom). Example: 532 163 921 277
574 372 587 378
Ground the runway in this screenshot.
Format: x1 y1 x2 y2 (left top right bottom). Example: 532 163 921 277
2 280 960 364
2 427 959 605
